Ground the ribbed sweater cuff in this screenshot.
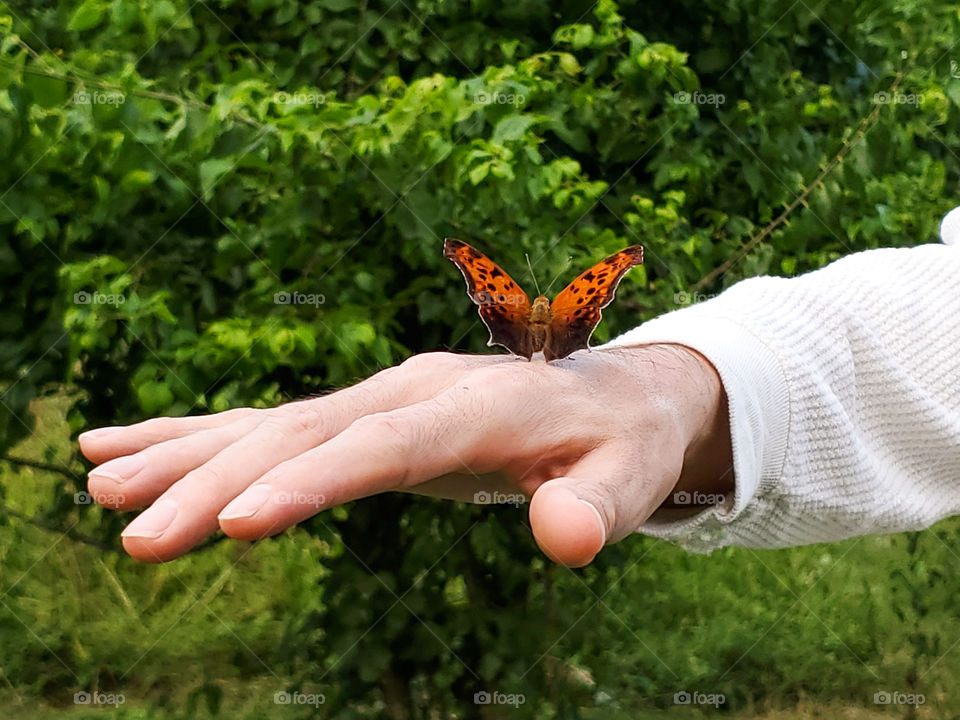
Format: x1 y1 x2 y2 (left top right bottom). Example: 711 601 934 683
601 307 791 552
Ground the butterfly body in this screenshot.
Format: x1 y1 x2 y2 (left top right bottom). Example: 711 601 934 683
443 238 643 362
528 293 551 331
529 296 552 324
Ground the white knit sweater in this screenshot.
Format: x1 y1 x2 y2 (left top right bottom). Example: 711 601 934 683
605 210 960 553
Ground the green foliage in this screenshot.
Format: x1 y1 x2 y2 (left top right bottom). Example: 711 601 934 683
2 0 960 716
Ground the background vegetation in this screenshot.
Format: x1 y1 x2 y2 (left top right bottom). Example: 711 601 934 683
1 0 959 716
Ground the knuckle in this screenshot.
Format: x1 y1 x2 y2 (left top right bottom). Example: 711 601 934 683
585 491 617 541
349 412 419 485
327 362 407 411
252 415 300 450
347 376 392 410
352 412 415 449
397 351 463 375
185 462 231 490
218 407 263 423
363 363 403 386
287 404 327 435
266 402 329 440
137 416 174 440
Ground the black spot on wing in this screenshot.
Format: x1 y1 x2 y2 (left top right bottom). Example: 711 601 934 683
545 306 601 361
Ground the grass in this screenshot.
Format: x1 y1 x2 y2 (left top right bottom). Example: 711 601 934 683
1 393 958 718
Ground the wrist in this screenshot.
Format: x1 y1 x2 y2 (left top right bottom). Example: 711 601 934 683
668 345 734 508
615 343 734 510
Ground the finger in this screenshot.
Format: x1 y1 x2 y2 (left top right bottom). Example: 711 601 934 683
117 353 499 561
216 381 501 541
118 401 371 561
79 408 261 464
91 363 437 505
94 386 406 512
87 413 266 509
80 352 499 466
529 446 680 567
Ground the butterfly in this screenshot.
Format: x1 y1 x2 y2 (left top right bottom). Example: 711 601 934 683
443 238 643 362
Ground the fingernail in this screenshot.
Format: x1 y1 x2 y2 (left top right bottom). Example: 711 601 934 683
79 426 124 441
122 498 178 539
218 484 272 520
578 499 607 546
88 455 145 485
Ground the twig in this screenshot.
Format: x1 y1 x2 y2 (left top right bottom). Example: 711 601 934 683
692 71 906 291
0 504 116 551
0 56 268 132
1 453 84 482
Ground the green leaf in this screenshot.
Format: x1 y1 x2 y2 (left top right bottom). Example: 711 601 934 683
558 52 582 75
120 169 157 191
468 161 491 185
25 74 68 108
492 115 536 143
946 80 960 109
136 380 174 414
198 158 234 198
67 0 107 31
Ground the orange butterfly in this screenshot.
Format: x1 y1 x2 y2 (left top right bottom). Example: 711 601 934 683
443 238 643 362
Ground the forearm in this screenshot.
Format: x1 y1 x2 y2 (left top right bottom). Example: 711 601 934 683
606 243 960 553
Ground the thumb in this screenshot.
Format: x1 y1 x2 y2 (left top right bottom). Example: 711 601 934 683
528 449 679 567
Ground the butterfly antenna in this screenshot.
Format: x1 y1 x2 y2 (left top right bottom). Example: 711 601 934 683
544 254 573 295
524 253 543 296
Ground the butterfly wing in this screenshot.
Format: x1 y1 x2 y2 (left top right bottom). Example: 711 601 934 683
545 245 644 362
443 238 537 358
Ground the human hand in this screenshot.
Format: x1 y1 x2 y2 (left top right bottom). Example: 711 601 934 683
81 345 732 566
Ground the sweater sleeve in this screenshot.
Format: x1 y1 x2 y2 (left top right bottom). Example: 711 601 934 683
602 240 960 553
